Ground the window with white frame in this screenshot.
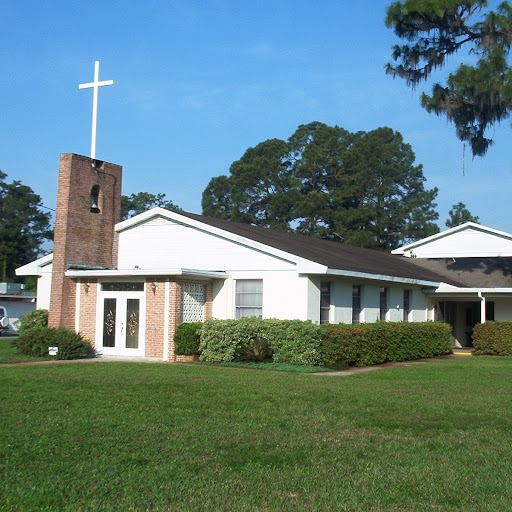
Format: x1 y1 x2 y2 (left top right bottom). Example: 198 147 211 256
379 287 389 321
181 283 206 322
352 284 362 324
235 279 263 319
320 282 331 324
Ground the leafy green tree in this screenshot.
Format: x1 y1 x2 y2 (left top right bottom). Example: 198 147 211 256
446 202 480 227
202 175 234 220
0 171 52 281
203 139 299 231
385 0 512 156
202 123 439 250
288 122 356 238
340 127 440 249
121 192 181 220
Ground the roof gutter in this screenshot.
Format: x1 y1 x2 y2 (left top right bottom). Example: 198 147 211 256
424 287 512 298
65 268 228 279
325 268 440 287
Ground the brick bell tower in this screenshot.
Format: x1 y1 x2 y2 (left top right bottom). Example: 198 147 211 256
48 154 122 329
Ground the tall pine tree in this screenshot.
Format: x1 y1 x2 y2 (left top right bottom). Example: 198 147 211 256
386 0 512 156
202 123 439 250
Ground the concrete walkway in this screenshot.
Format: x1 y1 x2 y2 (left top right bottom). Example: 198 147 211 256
312 350 474 376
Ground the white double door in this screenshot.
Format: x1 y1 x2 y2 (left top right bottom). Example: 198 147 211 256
97 291 146 356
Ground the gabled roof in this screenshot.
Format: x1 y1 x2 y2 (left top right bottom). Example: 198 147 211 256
15 253 53 276
19 208 468 286
392 222 512 256
117 208 459 286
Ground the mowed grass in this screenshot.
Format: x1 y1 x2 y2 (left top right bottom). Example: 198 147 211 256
0 335 50 364
1 357 512 511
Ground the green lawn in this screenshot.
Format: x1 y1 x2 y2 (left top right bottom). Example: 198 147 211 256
0 335 51 364
1 357 511 511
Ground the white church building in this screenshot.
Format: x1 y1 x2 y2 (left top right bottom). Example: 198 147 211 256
16 154 512 360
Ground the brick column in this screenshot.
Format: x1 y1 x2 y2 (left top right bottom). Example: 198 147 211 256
49 154 122 329
78 280 98 347
168 281 182 362
145 277 166 358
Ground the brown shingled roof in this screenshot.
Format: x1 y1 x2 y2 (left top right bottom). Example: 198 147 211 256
177 211 464 286
404 257 512 288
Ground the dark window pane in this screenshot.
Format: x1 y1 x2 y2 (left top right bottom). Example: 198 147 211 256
320 282 331 324
380 287 388 321
352 285 361 324
486 301 495 322
125 299 139 349
103 298 116 347
101 282 144 292
403 289 411 322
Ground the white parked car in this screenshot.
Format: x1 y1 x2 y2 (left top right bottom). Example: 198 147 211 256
0 307 9 332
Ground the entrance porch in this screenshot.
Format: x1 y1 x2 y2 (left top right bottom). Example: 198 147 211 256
435 300 491 348
431 291 512 347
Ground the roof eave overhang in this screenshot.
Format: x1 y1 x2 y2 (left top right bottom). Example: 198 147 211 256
424 287 512 298
325 268 440 287
0 295 37 301
15 253 54 276
65 268 228 279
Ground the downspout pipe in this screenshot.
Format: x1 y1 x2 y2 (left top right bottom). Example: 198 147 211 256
478 292 486 324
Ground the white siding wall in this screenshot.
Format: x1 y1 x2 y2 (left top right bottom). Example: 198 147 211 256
387 288 400 322
322 279 430 325
37 263 52 310
410 290 428 322
405 227 512 258
211 271 309 321
333 281 352 324
364 285 380 323
306 277 321 323
494 298 512 321
118 218 296 271
211 279 230 319
265 272 310 320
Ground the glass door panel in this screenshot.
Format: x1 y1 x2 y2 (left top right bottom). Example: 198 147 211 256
103 298 116 347
125 299 140 349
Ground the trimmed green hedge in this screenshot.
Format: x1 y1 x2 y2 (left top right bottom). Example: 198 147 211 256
321 322 452 368
175 322 203 355
473 322 512 355
267 319 322 366
14 326 91 360
198 317 322 366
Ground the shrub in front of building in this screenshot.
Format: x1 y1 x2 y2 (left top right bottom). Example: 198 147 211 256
16 309 48 335
199 317 271 362
14 326 91 360
198 317 322 366
266 319 322 366
321 322 452 368
473 322 512 355
175 322 203 356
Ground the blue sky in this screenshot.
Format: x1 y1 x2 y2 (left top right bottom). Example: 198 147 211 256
1 0 510 236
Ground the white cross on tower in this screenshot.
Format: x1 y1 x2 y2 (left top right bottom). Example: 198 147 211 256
79 60 114 161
